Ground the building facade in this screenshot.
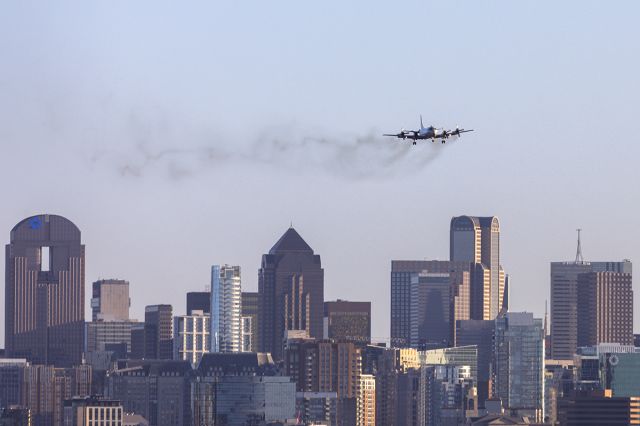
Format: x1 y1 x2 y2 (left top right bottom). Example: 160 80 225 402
86 321 137 354
494 312 545 421
258 228 324 360
450 215 505 321
173 311 210 366
91 279 130 321
390 260 471 348
241 292 259 353
357 374 375 426
550 260 632 360
210 265 242 353
455 319 494 407
5 214 85 367
63 397 123 426
144 305 173 360
324 300 371 344
577 271 633 347
186 291 210 315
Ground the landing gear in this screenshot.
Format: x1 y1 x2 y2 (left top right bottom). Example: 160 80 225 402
412 141 417 145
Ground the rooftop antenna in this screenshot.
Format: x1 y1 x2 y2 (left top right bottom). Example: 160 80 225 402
575 228 584 263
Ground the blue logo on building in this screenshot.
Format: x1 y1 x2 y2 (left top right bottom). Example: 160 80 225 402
29 217 42 230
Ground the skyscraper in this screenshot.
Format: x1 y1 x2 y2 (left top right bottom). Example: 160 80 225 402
390 260 470 348
91 279 130 321
144 305 173 359
577 272 633 347
210 265 242 353
5 214 85 367
258 227 324 360
410 272 451 348
494 312 545 421
241 291 259 352
186 291 210 315
456 319 494 407
450 215 505 321
550 256 632 360
324 300 371 344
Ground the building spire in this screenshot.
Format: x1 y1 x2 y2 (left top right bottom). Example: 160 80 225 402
575 228 584 263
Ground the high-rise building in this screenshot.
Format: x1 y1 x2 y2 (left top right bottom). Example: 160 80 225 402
241 292 259 353
63 396 123 426
129 324 145 359
192 353 295 426
577 272 633 347
0 358 28 409
14 363 92 426
357 374 375 426
5 214 85 367
173 310 210 366
450 215 505 321
494 312 545 421
91 279 130 321
390 260 470 348
550 255 632 360
258 228 324 360
86 320 137 353
456 319 494 407
210 265 242 353
411 272 451 348
324 300 371 344
106 360 192 426
186 291 210 315
420 346 479 385
144 305 173 360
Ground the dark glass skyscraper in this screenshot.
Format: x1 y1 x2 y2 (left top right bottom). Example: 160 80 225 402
5 214 85 367
258 227 324 360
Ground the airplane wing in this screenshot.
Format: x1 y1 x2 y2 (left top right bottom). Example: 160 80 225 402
383 130 418 139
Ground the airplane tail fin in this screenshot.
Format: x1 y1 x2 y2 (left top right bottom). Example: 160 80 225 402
420 115 424 128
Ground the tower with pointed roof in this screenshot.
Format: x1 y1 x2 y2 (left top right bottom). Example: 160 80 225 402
258 227 324 360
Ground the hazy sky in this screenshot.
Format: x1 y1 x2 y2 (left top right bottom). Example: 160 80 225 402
2 1 639 343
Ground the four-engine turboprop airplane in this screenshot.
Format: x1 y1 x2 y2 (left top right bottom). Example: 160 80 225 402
383 116 473 144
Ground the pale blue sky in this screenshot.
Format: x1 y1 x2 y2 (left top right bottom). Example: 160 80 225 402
1 1 639 342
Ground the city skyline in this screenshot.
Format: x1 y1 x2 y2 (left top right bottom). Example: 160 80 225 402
1 2 639 346
1 212 636 345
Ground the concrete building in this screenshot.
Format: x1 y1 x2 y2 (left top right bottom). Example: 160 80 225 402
450 215 505 321
390 260 471 348
91 280 130 321
63 397 123 426
241 292 259 353
5 214 85 367
173 310 210 366
186 291 210 315
210 265 242 353
357 374 375 426
494 312 545 421
550 259 632 360
324 300 371 344
143 305 173 360
577 271 633 347
86 321 137 354
258 228 324 360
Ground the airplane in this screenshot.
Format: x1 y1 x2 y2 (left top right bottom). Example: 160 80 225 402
383 116 473 145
